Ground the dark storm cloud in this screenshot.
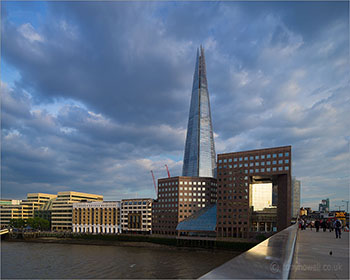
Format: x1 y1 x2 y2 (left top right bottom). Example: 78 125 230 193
1 1 349 209
2 2 193 127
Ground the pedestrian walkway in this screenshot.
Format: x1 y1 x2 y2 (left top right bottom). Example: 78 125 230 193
290 228 349 279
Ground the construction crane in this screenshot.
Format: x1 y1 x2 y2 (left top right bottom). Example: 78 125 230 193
150 170 157 196
165 164 171 178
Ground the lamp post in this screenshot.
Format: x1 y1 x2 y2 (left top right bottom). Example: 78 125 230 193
334 205 344 212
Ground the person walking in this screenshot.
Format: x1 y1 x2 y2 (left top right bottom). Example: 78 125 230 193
329 220 334 232
315 219 320 232
334 219 342 239
322 220 327 232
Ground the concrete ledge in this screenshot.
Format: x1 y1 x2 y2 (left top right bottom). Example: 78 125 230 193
199 224 298 279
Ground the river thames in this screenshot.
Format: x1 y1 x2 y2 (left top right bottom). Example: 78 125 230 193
2 241 236 279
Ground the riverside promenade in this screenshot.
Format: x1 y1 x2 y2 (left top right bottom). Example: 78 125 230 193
290 228 349 279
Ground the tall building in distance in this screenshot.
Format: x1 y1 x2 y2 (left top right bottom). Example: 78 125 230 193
291 178 301 218
182 46 216 178
319 198 330 212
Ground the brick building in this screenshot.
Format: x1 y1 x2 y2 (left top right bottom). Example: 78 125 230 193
152 176 217 235
216 146 291 238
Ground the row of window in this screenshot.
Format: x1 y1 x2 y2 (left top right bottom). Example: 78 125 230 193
159 181 216 187
219 166 290 173
179 198 207 202
218 152 290 163
220 159 289 168
121 201 150 206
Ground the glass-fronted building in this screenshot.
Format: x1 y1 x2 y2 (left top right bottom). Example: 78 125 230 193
182 46 216 178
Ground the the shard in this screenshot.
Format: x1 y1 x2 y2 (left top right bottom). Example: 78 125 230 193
182 46 216 178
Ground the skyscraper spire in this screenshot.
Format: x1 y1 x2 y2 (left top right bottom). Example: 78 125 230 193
182 46 216 178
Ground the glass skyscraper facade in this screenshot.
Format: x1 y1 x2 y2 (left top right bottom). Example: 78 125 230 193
182 46 216 178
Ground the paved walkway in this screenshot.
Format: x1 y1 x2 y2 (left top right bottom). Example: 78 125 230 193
290 228 349 279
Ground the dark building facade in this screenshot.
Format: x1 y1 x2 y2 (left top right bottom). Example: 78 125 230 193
152 176 217 235
216 146 291 238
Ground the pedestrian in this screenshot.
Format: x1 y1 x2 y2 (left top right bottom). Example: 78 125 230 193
315 220 320 232
334 219 342 239
322 220 327 232
329 220 333 232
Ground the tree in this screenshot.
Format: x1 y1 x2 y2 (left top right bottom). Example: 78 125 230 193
9 218 26 228
27 217 50 230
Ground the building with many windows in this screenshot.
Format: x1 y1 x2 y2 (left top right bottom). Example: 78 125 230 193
121 198 153 234
152 176 217 235
51 191 103 231
182 46 216 178
72 201 121 234
319 198 330 212
216 146 291 238
291 178 301 218
0 193 56 228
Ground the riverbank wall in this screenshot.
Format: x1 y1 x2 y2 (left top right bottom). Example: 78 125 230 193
7 231 257 251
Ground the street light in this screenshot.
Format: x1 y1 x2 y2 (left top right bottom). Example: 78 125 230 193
334 205 344 211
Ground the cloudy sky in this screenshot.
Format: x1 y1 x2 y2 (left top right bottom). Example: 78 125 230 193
1 1 349 210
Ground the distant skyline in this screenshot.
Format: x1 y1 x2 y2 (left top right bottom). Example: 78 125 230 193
1 1 349 211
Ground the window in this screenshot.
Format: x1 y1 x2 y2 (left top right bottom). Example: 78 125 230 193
180 187 183 190
180 181 183 185
285 152 289 157
244 156 248 161
279 153 283 157
285 166 289 170
261 168 265 172
267 154 271 158
273 160 277 164
250 169 254 173
250 163 253 167
244 170 248 174
184 182 188 185
261 162 265 166
239 163 243 167
255 155 259 160
239 157 243 161
272 167 277 171
261 155 265 159
228 158 232 162
224 159 227 163
219 159 222 163
234 158 237 162
267 161 271 165
273 154 277 158
278 167 283 171
267 168 271 172
278 160 283 164
244 163 248 167
255 162 259 166
255 169 259 172
285 159 289 164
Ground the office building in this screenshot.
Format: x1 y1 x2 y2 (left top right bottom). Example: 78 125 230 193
291 178 301 218
51 191 103 231
0 193 56 227
121 198 153 234
319 198 330 212
152 176 217 235
216 146 292 238
182 46 216 178
72 201 121 234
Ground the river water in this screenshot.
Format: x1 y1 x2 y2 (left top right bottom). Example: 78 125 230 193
1 241 237 279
